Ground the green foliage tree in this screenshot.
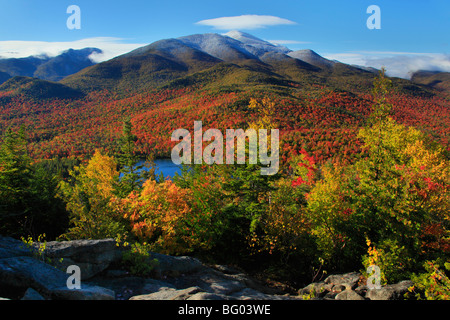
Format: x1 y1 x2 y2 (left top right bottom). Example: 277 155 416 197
172 164 230 256
168 96 281 263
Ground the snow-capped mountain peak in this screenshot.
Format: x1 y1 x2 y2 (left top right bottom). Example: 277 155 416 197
288 49 335 69
224 30 291 55
224 30 270 45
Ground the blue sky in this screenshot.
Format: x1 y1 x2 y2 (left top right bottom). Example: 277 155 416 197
0 0 449 78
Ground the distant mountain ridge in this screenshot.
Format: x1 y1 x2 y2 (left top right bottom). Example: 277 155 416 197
0 48 101 84
410 70 450 92
60 31 436 97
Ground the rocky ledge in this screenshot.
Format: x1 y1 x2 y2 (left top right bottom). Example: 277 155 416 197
298 272 412 300
0 236 412 300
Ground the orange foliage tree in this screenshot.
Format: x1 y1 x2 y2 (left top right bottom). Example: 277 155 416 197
114 177 218 255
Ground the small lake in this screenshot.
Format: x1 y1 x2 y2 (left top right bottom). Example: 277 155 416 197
137 158 183 179
154 159 183 178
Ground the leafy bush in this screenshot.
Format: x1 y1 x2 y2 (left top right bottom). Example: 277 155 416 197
248 176 319 283
408 261 450 300
173 164 230 255
121 242 159 277
21 234 50 263
362 238 415 285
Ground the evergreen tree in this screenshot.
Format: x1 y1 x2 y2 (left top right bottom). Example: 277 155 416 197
0 127 34 235
0 127 69 238
209 96 281 263
115 118 157 197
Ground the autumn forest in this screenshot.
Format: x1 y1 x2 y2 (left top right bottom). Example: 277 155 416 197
1 55 449 300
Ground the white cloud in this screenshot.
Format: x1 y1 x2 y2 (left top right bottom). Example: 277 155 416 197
267 40 311 45
356 51 438 56
196 15 296 30
324 53 369 67
324 51 450 79
0 37 146 62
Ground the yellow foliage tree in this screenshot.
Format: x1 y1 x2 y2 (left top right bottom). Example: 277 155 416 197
58 150 126 240
248 96 277 130
306 70 450 277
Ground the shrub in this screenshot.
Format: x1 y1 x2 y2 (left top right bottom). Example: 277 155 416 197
408 261 450 300
362 238 415 285
121 242 159 277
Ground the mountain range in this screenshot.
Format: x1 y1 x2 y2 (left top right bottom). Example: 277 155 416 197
0 31 448 98
60 31 373 93
0 48 101 83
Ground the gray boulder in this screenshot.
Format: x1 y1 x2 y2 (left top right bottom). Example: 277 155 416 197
21 288 45 300
324 272 361 290
150 252 204 277
366 280 413 300
335 289 365 300
37 238 122 280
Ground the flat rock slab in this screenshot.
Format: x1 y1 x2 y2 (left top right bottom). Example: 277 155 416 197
90 276 177 300
40 239 119 262
0 237 123 286
37 238 121 280
130 286 203 300
0 256 114 300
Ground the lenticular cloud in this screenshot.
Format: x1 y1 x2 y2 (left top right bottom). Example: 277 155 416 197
196 15 296 30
